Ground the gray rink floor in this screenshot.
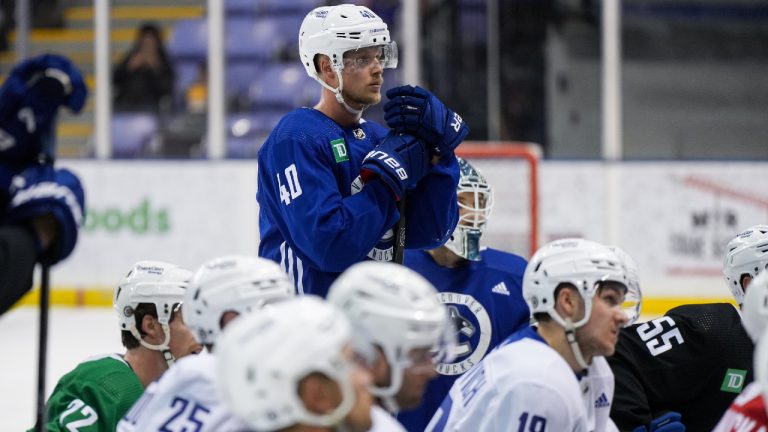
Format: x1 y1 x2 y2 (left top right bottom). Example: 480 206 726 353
0 307 122 431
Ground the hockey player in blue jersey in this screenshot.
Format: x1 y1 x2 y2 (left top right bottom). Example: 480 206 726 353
257 4 468 296
428 239 642 432
396 157 530 431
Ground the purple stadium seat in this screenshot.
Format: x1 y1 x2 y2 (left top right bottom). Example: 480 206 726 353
168 19 208 61
248 63 318 109
225 62 262 100
225 16 303 61
111 113 159 158
226 0 324 16
227 111 284 158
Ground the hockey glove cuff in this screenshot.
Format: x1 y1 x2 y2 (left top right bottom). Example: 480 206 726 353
360 132 429 201
632 412 685 432
5 164 86 264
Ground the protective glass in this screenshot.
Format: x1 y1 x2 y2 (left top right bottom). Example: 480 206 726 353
595 279 641 327
342 42 398 72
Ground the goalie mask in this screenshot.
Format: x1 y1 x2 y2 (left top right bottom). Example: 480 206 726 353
114 261 192 367
217 296 359 431
445 158 493 261
299 4 398 114
327 261 455 413
723 225 768 306
183 255 295 347
524 239 632 369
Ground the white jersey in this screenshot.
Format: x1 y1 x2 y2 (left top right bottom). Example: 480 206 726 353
370 405 407 432
581 356 619 432
426 327 588 432
117 351 250 432
713 383 768 432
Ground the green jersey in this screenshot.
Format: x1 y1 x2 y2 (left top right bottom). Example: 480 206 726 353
31 353 144 432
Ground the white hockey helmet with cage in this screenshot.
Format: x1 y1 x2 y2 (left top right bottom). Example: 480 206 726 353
114 261 192 365
217 296 357 431
740 271 768 342
299 4 398 110
723 225 768 306
327 261 455 412
445 158 494 261
183 255 295 347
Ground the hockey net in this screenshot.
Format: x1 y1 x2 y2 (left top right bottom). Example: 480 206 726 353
456 142 541 259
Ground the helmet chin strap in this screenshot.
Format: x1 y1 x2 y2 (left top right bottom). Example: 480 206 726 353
129 323 176 368
370 362 404 414
316 69 369 116
563 318 590 371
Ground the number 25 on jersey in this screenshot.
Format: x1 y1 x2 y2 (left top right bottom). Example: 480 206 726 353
278 164 302 205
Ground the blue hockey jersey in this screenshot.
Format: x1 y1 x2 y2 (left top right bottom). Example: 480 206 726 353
257 108 459 297
397 248 530 432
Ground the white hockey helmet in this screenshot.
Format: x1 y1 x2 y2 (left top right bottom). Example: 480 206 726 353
327 261 454 410
524 239 630 329
299 4 398 108
217 296 357 431
183 255 295 347
723 225 768 306
114 261 192 365
741 271 768 342
607 245 642 326
444 158 494 262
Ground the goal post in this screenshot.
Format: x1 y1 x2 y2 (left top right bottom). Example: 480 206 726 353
456 142 542 258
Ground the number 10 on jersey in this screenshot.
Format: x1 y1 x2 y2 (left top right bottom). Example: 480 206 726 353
278 164 303 205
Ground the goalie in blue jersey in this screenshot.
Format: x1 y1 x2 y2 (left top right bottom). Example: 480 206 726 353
257 4 469 297
397 158 531 431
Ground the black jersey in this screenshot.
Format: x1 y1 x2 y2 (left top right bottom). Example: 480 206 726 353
608 303 754 432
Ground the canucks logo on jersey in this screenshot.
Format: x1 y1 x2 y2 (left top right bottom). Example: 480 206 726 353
436 292 492 375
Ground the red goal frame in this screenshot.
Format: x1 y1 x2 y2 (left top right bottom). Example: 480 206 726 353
456 142 541 257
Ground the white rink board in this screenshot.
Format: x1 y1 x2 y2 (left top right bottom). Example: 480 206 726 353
50 160 259 286
49 159 768 299
538 161 768 299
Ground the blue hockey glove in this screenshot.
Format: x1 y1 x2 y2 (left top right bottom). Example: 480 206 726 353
0 54 88 166
5 164 86 264
383 85 469 157
360 132 429 201
632 412 685 432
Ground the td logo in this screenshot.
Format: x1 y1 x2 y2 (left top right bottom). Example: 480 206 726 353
84 198 170 234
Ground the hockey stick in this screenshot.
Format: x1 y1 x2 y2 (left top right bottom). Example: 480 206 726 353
35 263 50 431
393 195 407 264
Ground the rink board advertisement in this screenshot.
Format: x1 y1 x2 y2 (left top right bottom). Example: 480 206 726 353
24 160 768 308
47 160 259 289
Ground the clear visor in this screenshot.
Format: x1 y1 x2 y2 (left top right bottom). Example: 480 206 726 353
342 42 398 72
595 279 641 327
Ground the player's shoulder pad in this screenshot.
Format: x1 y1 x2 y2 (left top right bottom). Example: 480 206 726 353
481 248 528 274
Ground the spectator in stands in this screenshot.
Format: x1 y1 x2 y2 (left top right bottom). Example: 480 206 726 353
185 63 207 114
113 22 175 113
